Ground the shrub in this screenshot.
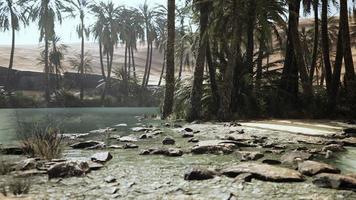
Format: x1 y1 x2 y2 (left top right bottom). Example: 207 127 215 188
0 159 12 175
9 178 30 196
17 122 63 160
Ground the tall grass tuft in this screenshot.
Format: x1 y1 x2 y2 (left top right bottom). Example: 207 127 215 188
17 121 63 160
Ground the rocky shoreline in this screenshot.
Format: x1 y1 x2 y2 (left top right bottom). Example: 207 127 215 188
1 120 356 199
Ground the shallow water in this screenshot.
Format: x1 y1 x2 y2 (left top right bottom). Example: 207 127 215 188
0 107 158 145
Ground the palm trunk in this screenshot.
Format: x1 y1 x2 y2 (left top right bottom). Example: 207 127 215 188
80 15 85 101
256 37 264 88
6 12 16 94
178 17 185 79
128 43 132 80
246 0 256 75
158 50 166 86
186 1 210 122
218 0 238 120
99 40 106 80
309 1 319 84
321 0 333 95
145 42 153 86
206 41 220 115
131 44 136 80
162 0 175 119
330 26 343 108
142 26 150 87
340 0 355 84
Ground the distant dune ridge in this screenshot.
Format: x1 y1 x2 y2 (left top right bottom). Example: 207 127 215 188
0 42 192 85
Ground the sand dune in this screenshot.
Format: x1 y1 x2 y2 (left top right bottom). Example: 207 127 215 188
0 42 192 85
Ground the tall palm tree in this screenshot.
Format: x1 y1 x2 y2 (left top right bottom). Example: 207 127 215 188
23 0 73 103
162 0 175 119
0 0 28 93
321 0 333 96
91 2 121 103
71 0 91 101
186 0 211 122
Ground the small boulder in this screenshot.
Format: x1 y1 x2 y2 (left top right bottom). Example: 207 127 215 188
167 148 183 157
237 151 264 161
343 128 356 137
123 143 139 149
0 146 24 155
313 173 356 190
88 161 104 171
139 134 148 139
91 152 113 163
131 127 149 132
191 140 237 155
182 132 194 138
162 136 176 145
15 158 37 171
70 141 104 149
188 138 199 143
184 128 193 132
115 123 127 127
184 168 216 180
104 176 117 183
298 160 340 176
47 161 88 179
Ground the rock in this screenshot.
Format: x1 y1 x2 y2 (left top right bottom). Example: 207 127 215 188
139 148 183 157
118 136 138 142
70 141 104 149
298 161 340 176
191 140 237 155
262 159 281 165
184 128 193 132
167 148 183 157
115 123 128 127
47 161 88 179
139 149 151 155
152 131 164 136
221 163 304 182
184 168 216 180
264 149 285 154
281 151 312 164
15 158 37 171
88 161 104 171
123 143 139 149
131 127 149 132
62 133 90 140
86 143 106 150
0 146 24 155
162 136 176 145
313 173 356 190
322 144 346 152
104 176 117 183
139 134 148 139
182 132 194 138
237 151 264 161
188 138 199 143
108 145 122 149
91 152 113 163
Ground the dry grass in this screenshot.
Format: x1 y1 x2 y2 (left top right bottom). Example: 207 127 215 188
17 122 63 160
8 178 30 196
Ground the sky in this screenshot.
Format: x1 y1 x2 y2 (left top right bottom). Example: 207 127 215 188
0 0 166 45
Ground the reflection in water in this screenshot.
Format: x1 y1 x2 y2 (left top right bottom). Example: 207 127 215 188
0 107 158 145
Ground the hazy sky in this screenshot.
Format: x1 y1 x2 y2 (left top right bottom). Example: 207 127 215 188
0 0 166 45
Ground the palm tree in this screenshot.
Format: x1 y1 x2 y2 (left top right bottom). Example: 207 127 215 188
23 0 73 103
186 0 211 122
321 0 333 96
0 0 28 93
70 0 91 101
91 2 121 103
162 0 175 119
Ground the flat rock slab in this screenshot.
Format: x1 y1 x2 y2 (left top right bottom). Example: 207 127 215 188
70 141 104 149
281 151 312 164
91 152 113 163
221 163 305 182
191 140 237 155
131 127 150 132
118 136 138 142
298 160 340 176
313 173 356 190
237 151 264 161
